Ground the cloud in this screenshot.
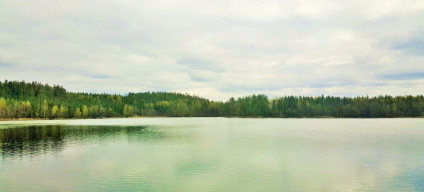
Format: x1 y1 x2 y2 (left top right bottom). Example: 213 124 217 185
1 0 424 100
177 57 213 70
392 36 424 56
378 72 424 80
0 61 15 67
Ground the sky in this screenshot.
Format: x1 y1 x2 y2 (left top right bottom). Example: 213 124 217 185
1 0 424 101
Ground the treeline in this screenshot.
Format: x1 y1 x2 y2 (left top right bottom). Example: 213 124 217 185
0 80 423 119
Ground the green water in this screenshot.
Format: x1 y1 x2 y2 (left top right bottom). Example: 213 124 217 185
0 118 424 191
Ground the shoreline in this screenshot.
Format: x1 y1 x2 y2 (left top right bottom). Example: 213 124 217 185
1 116 423 121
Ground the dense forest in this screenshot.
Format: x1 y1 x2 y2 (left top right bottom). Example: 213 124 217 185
0 80 423 119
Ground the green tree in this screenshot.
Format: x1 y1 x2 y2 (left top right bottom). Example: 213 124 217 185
82 105 89 118
74 108 82 118
123 104 135 117
21 100 31 118
175 101 189 116
59 105 67 118
0 97 6 118
42 99 48 118
51 105 59 118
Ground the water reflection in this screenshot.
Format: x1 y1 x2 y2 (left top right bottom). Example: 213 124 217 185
1 119 424 192
0 125 164 158
389 167 424 191
0 125 65 158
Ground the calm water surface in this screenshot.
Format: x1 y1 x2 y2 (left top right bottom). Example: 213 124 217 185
0 118 424 191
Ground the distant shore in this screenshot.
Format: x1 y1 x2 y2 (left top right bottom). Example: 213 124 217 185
1 116 423 122
2 80 424 119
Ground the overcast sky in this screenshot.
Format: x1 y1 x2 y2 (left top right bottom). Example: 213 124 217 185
1 0 424 100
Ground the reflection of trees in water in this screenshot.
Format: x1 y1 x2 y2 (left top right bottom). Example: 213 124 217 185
63 126 166 142
0 125 65 158
0 125 164 158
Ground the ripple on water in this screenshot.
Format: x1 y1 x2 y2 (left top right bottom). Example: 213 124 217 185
1 119 424 192
389 167 424 191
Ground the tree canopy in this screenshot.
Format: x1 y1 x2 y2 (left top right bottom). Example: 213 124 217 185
0 80 423 119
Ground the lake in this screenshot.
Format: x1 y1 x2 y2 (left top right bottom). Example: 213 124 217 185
1 118 424 191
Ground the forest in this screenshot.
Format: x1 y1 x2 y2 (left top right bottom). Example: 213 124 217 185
0 80 423 119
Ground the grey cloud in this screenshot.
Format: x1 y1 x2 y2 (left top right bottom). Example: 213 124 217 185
83 74 114 79
392 38 424 56
307 80 356 89
220 84 282 93
0 43 11 48
188 73 213 82
378 72 424 80
0 61 16 67
177 57 213 70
